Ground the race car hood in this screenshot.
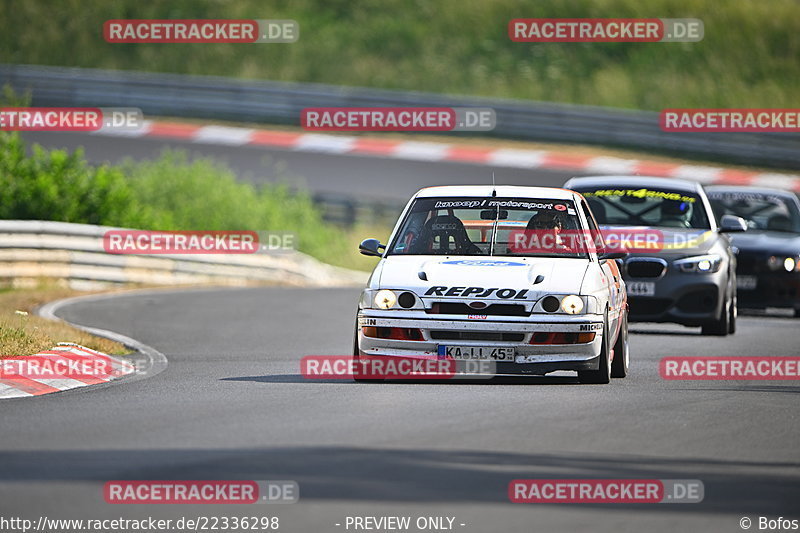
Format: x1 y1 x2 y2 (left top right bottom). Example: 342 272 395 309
374 255 589 296
726 230 800 255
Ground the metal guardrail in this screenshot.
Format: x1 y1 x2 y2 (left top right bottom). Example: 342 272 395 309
312 192 404 228
2 64 798 169
0 220 365 288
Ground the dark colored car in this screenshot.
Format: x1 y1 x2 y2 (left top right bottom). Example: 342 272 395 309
706 185 800 317
564 176 747 335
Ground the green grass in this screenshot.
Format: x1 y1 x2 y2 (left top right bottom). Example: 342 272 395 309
0 130 375 270
0 284 129 357
1 0 798 110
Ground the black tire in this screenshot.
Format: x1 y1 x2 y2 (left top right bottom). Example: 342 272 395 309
610 311 629 378
794 308 800 318
578 318 611 384
352 325 383 383
701 296 730 336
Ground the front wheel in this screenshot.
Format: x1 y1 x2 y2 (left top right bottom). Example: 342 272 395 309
701 296 730 336
578 319 611 384
610 312 629 378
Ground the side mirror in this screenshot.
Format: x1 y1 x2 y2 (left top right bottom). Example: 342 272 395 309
719 214 747 233
359 238 385 257
598 251 628 262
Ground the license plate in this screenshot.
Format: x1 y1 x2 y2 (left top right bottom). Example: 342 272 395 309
627 281 656 296
437 346 516 361
737 275 757 290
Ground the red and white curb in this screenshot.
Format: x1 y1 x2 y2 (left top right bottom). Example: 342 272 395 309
0 343 135 399
95 120 800 191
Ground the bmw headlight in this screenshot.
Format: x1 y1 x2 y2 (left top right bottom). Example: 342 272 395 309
674 254 722 273
374 289 397 309
560 294 584 314
767 256 800 272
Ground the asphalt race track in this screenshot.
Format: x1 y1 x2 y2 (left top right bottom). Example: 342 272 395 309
20 131 574 201
3 132 798 532
1 287 798 533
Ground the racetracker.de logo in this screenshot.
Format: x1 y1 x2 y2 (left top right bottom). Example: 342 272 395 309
0 356 120 380
104 19 299 43
103 230 260 255
301 107 495 132
661 109 800 132
301 355 496 380
509 479 704 503
0 107 143 132
104 480 298 504
509 18 703 43
660 357 800 380
508 229 665 255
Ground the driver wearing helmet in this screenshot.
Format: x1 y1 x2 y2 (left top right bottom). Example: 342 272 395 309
527 211 564 232
523 211 570 253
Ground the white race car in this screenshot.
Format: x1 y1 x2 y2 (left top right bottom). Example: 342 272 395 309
355 185 630 384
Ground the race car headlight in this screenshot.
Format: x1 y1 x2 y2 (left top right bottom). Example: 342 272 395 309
361 289 421 310
537 295 596 314
374 289 397 309
674 254 722 273
560 294 584 314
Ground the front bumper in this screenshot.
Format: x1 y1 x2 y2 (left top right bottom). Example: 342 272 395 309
735 256 800 310
737 275 800 310
356 312 605 375
625 269 727 327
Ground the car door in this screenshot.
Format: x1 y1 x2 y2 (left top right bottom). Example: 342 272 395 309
581 199 623 337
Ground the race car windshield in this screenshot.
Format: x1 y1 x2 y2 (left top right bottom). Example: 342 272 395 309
707 191 800 233
574 187 711 229
387 197 589 258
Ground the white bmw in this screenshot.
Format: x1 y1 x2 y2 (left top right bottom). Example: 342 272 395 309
355 185 630 384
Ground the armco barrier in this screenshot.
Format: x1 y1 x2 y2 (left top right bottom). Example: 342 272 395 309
0 220 366 288
1 64 798 169
312 192 404 228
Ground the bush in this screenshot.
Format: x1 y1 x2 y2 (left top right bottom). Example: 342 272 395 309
119 151 349 259
0 132 149 227
0 131 350 264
